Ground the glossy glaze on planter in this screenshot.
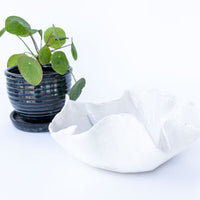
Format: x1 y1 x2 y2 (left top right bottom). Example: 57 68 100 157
5 65 72 132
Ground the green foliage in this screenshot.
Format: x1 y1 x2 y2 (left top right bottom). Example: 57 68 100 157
7 54 27 68
38 46 51 65
55 36 69 41
69 78 86 101
31 29 43 39
52 24 61 46
44 27 66 49
5 16 31 37
71 39 78 60
1 15 85 100
18 56 43 86
30 29 38 34
51 51 69 75
0 28 5 37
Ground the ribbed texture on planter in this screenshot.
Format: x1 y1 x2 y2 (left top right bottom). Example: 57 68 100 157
5 65 72 132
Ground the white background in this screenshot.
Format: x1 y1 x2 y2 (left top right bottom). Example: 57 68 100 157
0 0 200 199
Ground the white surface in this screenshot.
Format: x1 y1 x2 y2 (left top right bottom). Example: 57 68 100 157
0 0 200 199
50 90 200 173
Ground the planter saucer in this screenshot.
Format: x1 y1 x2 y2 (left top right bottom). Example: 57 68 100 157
10 111 50 132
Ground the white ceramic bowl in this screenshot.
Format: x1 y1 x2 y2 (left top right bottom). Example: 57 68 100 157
49 89 200 173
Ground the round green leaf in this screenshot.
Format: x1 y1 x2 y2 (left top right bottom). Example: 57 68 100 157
18 56 43 86
5 16 31 37
51 51 69 75
69 78 86 101
38 46 51 65
7 54 27 68
44 27 66 49
71 41 78 60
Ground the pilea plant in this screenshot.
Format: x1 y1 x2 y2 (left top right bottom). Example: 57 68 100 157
0 16 85 101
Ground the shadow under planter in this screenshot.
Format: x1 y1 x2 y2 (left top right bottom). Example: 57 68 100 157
5 65 72 132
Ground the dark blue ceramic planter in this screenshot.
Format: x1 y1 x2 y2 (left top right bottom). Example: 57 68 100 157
5 65 72 132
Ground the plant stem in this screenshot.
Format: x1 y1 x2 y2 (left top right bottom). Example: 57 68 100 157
40 37 42 49
29 33 39 53
68 68 77 82
45 31 53 46
51 44 71 52
17 36 36 58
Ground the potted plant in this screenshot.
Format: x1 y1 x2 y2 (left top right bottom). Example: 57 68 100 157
0 16 86 132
